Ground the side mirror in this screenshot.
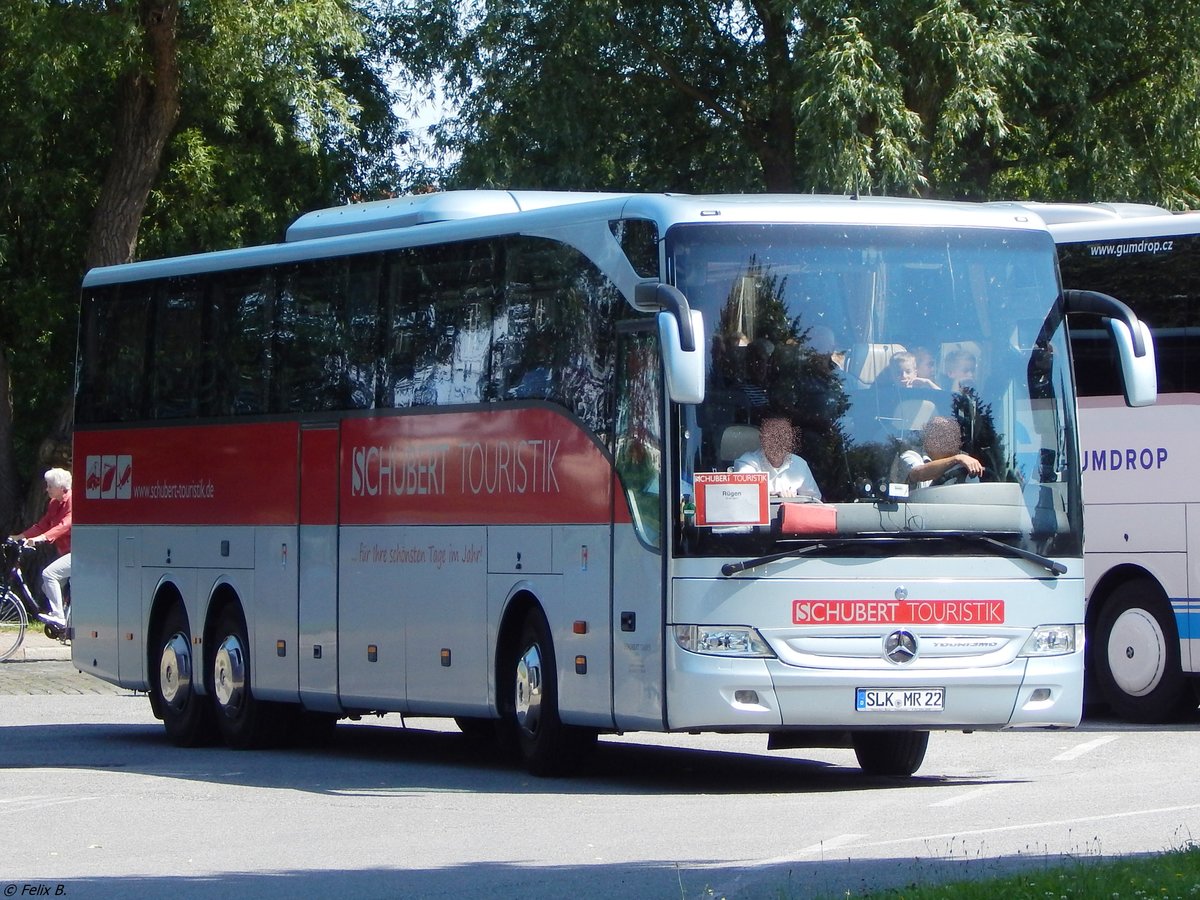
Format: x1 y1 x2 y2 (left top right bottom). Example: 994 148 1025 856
657 308 705 403
1109 317 1156 407
635 281 706 404
1063 289 1157 408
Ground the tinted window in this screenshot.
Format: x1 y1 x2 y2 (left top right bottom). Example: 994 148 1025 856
77 236 621 429
76 285 152 423
151 282 204 419
1059 233 1200 396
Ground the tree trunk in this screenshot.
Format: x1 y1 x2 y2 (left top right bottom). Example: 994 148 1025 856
748 0 800 192
85 0 182 271
0 349 26 533
28 0 182 517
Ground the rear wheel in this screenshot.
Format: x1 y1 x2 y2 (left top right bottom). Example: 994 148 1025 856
211 605 286 749
852 731 929 776
0 590 27 661
151 603 215 746
1093 581 1191 722
501 608 596 776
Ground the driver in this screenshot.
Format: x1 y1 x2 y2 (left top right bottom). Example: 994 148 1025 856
892 416 984 488
734 416 823 500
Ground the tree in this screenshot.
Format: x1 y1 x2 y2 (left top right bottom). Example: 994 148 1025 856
0 0 420 527
444 0 1038 195
443 0 1200 205
990 0 1200 207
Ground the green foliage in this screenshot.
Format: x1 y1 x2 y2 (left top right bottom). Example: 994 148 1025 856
991 0 1200 207
442 0 1200 205
0 2 118 479
0 0 414 509
444 0 1043 195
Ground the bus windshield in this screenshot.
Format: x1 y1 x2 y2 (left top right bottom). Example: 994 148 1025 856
668 223 1081 560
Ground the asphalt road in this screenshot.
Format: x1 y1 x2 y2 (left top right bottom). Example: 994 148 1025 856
2 655 1199 899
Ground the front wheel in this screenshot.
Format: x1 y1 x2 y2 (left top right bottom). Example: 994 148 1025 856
0 590 27 661
211 606 285 749
852 731 929 776
501 608 596 776
1093 581 1191 722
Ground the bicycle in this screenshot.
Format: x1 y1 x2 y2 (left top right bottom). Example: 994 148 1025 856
0 537 68 661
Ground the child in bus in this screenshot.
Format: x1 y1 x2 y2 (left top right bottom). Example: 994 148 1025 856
941 348 979 393
885 350 940 390
912 347 940 387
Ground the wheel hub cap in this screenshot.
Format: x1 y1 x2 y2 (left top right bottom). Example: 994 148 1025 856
160 633 192 710
214 633 247 716
1107 608 1167 696
515 643 543 736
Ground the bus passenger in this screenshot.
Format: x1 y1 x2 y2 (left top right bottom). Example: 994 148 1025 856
734 417 822 500
892 416 984 488
941 348 978 392
912 347 940 387
886 350 940 390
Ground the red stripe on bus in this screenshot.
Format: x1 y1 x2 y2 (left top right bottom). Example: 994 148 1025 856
340 408 613 525
74 421 300 525
74 408 625 527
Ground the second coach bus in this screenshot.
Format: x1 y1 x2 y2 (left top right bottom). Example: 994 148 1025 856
70 191 1154 776
1014 202 1198 721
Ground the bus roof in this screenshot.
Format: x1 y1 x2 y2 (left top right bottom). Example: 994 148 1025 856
83 191 1050 288
987 201 1170 225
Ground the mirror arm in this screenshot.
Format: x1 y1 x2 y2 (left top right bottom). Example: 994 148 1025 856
1062 289 1147 357
636 282 695 352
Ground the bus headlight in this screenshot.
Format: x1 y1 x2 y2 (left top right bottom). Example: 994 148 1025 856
674 625 774 657
1018 624 1083 657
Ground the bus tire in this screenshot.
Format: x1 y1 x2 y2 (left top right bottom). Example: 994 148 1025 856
210 605 285 749
852 731 929 777
151 603 215 747
502 608 596 776
1094 581 1191 722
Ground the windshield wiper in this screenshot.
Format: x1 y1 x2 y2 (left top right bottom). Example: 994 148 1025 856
955 533 1067 576
720 537 895 577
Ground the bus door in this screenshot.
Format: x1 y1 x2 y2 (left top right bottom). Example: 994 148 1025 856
610 324 669 731
297 423 340 712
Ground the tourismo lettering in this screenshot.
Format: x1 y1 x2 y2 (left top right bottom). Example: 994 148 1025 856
792 599 1005 625
1081 447 1168 473
350 444 449 497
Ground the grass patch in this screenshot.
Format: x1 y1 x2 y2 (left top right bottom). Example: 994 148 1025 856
843 842 1200 899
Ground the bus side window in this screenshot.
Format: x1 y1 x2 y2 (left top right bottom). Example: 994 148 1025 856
77 286 152 423
152 281 203 419
1060 237 1200 397
344 256 383 409
501 236 617 434
387 241 497 409
218 271 273 416
276 261 350 413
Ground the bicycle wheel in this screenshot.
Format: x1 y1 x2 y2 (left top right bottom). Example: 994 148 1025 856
0 589 27 661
